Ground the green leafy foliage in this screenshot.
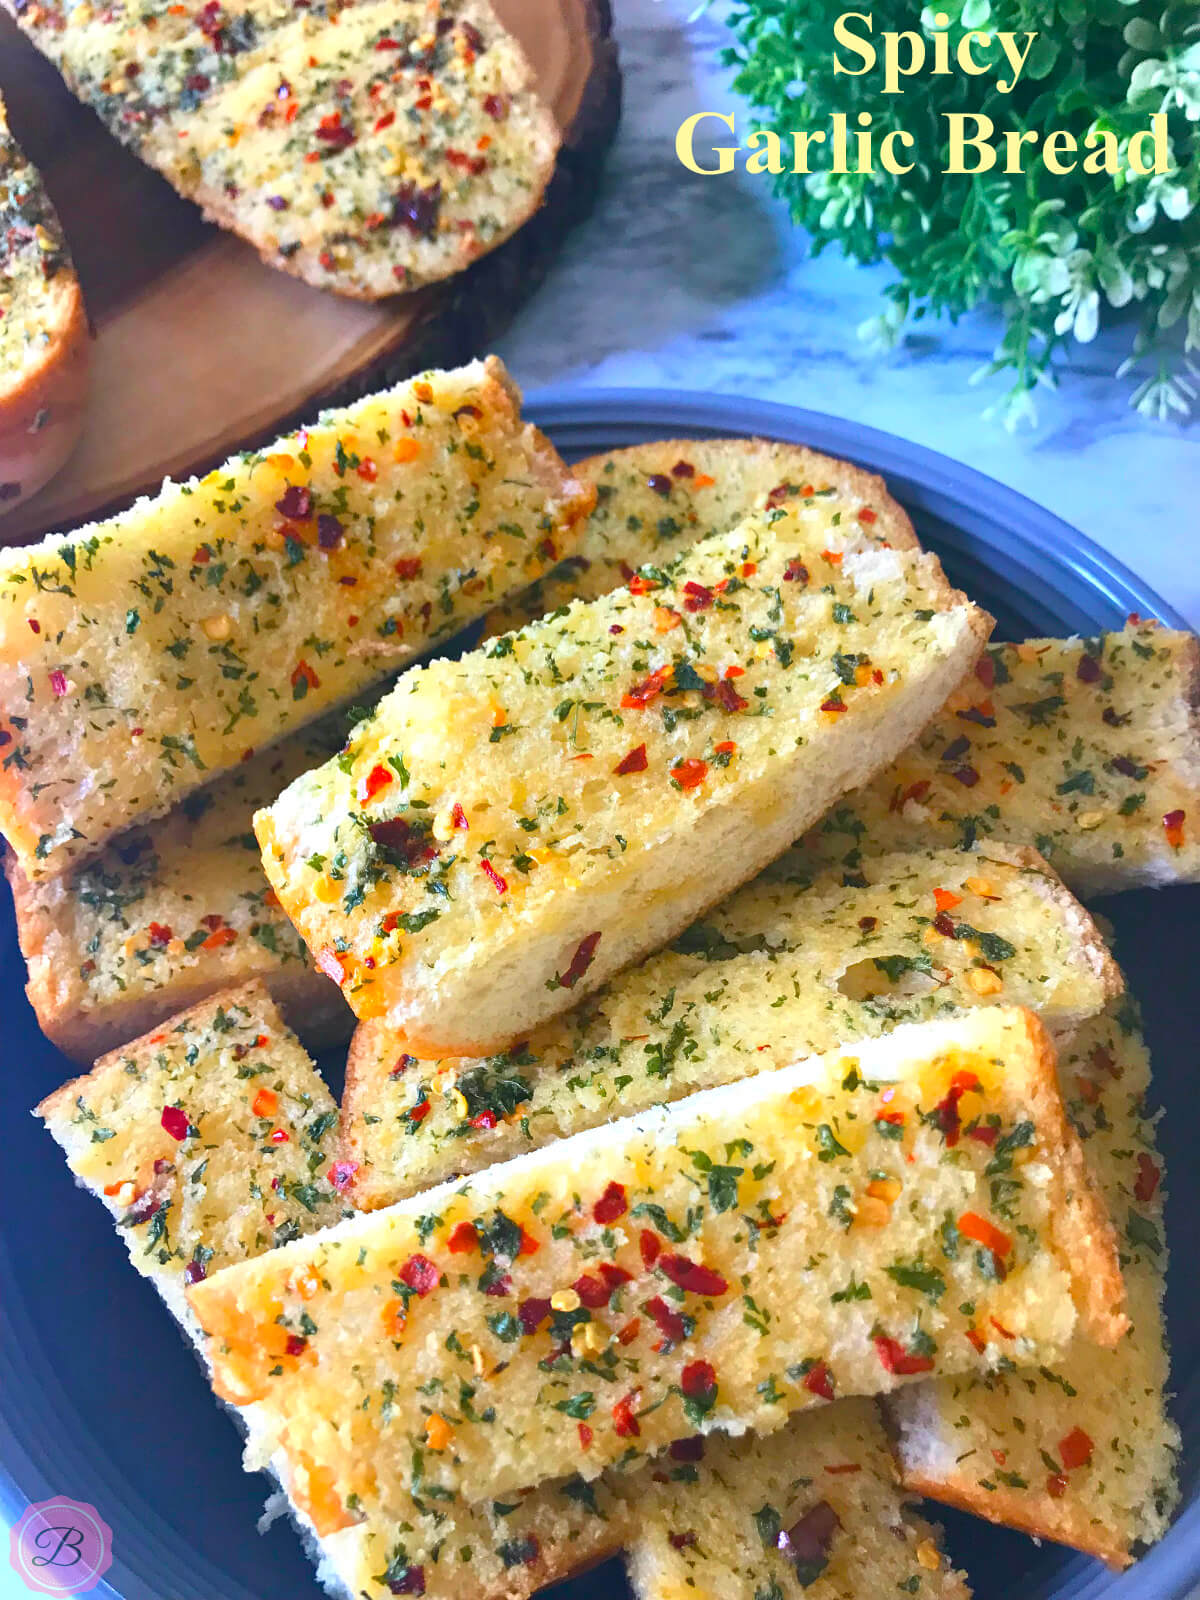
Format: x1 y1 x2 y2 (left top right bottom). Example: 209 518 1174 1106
723 0 1200 422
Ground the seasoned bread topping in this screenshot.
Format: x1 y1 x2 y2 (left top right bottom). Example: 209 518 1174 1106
12 0 559 296
888 999 1177 1566
0 357 592 879
341 845 1118 1208
256 510 985 1048
190 1009 1124 1522
0 97 74 386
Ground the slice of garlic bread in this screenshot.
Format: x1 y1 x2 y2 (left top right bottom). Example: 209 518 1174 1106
0 356 591 880
11 0 559 297
886 999 1178 1567
340 844 1118 1208
189 1008 1125 1526
256 512 988 1053
0 94 89 510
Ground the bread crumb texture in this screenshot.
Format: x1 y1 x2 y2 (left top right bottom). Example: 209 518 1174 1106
0 356 591 879
341 844 1118 1208
256 508 985 1048
37 983 349 1324
8 718 351 1061
189 1008 1121 1531
626 1399 968 1600
485 436 919 633
887 998 1177 1567
11 0 560 296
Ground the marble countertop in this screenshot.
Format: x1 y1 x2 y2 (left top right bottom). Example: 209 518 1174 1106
498 0 1199 630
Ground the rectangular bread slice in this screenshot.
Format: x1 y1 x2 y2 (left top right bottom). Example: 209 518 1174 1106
625 1400 969 1600
35 978 631 1600
799 623 1200 896
0 355 592 881
36 982 351 1336
256 511 989 1053
484 436 920 633
10 0 560 298
340 843 1120 1208
188 1008 1125 1522
885 999 1178 1567
8 721 352 1064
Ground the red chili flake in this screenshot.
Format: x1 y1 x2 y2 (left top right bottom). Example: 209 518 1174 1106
478 859 508 895
27 620 39 633
821 549 843 566
617 1318 641 1345
965 1327 987 1354
555 931 601 990
316 110 356 149
668 1532 697 1550
876 1109 905 1130
578 1422 593 1449
782 558 810 584
1134 1153 1161 1204
269 1128 290 1144
317 514 344 550
952 765 981 787
398 1254 440 1296
275 485 313 521
1076 652 1102 683
327 1161 358 1192
447 1222 478 1254
1164 809 1186 848
671 460 695 478
803 1361 835 1401
285 1335 308 1357
518 1296 551 1334
825 1464 862 1476
49 670 68 697
369 816 437 867
573 1274 612 1310
357 763 393 804
405 1099 430 1127
471 1110 497 1131
647 474 671 497
659 1254 728 1297
392 179 441 238
1059 1427 1094 1471
161 1106 190 1141
621 666 671 709
628 573 659 596
593 1181 628 1224
669 1435 705 1462
778 1502 841 1574
484 1272 513 1298
707 679 748 714
614 744 648 776
1046 1472 1069 1500
645 1295 688 1347
598 1265 632 1295
671 758 708 791
967 1123 997 1146
183 1258 207 1285
679 1360 716 1401
682 581 714 612
291 659 320 696
147 921 173 947
820 696 847 714
873 1335 934 1376
612 1392 641 1437
929 1082 969 1146
740 561 757 577
932 911 956 938
639 1228 661 1269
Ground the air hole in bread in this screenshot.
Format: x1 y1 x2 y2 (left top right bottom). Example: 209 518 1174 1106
835 955 940 1003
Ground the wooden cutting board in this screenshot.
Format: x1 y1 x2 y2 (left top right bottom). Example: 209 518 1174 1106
0 0 619 543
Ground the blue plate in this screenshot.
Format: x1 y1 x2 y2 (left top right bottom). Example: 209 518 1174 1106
1 390 1195 1600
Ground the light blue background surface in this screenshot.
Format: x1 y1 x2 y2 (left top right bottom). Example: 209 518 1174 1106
497 0 1199 631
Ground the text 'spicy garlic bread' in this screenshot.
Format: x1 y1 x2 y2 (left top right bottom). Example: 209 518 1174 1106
340 844 1119 1208
626 1400 969 1600
8 0 559 297
189 1009 1125 1529
886 999 1178 1567
0 93 89 508
256 512 988 1052
484 436 919 633
8 720 352 1063
0 357 592 880
37 983 349 1336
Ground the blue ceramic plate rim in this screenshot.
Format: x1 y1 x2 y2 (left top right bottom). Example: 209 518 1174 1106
0 386 1193 1600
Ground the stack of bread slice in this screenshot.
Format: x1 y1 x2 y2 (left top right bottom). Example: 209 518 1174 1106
16 386 1196 1600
